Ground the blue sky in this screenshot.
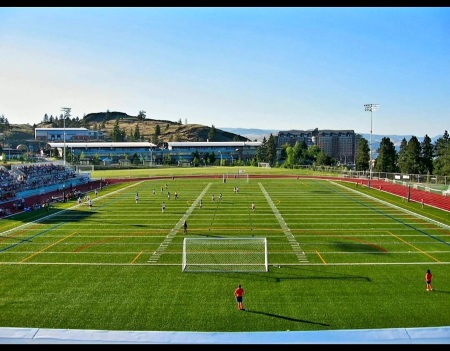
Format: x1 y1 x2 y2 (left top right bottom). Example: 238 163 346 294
0 7 449 137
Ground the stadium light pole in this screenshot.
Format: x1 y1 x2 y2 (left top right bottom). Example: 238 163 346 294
218 150 222 166
61 107 71 166
364 103 379 185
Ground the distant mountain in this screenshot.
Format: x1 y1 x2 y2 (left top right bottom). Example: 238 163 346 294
219 128 279 141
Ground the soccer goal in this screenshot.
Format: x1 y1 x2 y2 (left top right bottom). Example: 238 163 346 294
75 164 95 173
182 237 268 272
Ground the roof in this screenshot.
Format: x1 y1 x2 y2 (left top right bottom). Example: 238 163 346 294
168 141 262 147
46 142 156 148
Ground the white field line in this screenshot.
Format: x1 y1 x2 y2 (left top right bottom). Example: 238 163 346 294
329 180 450 231
258 182 308 263
147 182 212 263
0 181 145 238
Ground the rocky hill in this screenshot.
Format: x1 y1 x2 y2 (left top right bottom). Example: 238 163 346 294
2 112 250 149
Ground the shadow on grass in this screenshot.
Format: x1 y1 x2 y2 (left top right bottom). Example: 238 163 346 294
243 309 330 327
202 266 371 284
432 289 450 294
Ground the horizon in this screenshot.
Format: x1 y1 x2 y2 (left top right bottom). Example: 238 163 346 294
1 7 449 137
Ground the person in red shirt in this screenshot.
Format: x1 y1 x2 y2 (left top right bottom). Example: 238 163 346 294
234 284 245 310
425 269 433 291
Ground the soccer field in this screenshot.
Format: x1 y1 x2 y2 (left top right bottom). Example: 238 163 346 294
0 176 449 332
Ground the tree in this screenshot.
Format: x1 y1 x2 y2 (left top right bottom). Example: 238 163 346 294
315 150 332 166
267 134 277 165
0 114 10 148
405 136 422 174
397 138 409 173
374 137 397 172
208 125 216 141
112 118 125 142
133 124 141 141
420 134 434 175
256 136 268 163
355 137 370 171
433 130 450 176
137 110 146 121
284 145 294 168
155 124 161 136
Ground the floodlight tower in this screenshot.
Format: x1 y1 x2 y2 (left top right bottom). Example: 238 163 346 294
364 103 379 184
61 107 71 166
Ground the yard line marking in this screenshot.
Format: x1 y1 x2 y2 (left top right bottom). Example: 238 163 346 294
387 231 441 263
330 180 450 232
147 183 212 264
315 250 327 264
0 181 145 239
21 231 78 262
258 182 308 263
131 251 144 264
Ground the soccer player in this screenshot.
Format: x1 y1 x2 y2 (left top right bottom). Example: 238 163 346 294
183 220 187 234
88 199 93 211
234 284 245 310
252 202 255 211
199 199 203 209
135 192 139 204
425 269 433 291
162 201 166 213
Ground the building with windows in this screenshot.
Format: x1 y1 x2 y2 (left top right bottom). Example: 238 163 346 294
45 141 262 166
277 128 359 164
35 128 105 143
167 141 261 165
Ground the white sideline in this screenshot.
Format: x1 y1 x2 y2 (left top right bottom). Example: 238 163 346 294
0 326 449 344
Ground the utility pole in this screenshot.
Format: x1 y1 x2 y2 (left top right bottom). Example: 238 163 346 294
61 107 71 166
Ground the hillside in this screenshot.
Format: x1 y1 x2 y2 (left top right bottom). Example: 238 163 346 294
2 112 250 149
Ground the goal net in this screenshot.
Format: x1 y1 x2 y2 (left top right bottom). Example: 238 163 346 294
76 164 94 173
182 237 268 272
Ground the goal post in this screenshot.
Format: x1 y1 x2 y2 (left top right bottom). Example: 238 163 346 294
182 237 268 272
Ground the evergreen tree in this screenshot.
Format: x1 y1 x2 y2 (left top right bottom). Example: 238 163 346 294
112 118 124 142
267 134 277 165
420 135 434 175
374 137 397 172
405 136 422 174
355 137 370 171
256 136 268 162
433 130 450 176
155 124 161 136
133 124 140 141
208 125 216 141
397 138 408 173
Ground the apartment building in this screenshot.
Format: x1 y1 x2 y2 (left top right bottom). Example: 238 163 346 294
277 128 359 164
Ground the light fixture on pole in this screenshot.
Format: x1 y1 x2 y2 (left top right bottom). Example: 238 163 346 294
61 107 71 166
364 103 379 183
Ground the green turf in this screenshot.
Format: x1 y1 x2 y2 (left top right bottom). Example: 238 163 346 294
0 172 449 332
